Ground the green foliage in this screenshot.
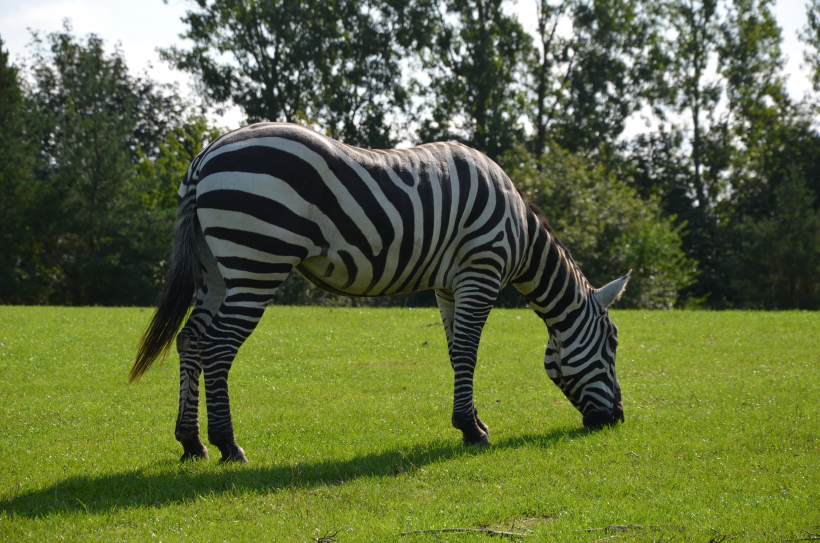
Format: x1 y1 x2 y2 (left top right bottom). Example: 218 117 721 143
502 145 696 308
0 307 818 539
642 0 729 306
17 30 175 305
416 0 531 161
154 0 818 309
0 36 40 303
530 0 667 157
0 28 219 306
134 115 224 212
1 0 817 308
720 0 785 126
626 0 816 307
718 0 798 223
729 169 820 308
161 0 434 147
801 0 820 90
628 129 731 306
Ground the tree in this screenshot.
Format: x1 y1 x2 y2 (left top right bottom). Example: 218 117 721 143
162 0 435 148
626 0 800 307
134 115 224 212
729 169 820 308
801 0 820 91
501 145 696 308
11 28 190 305
530 0 666 160
718 0 790 216
416 0 532 161
0 36 41 303
666 0 724 207
628 0 729 306
721 0 820 306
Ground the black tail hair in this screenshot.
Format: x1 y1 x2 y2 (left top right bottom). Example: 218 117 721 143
129 195 201 383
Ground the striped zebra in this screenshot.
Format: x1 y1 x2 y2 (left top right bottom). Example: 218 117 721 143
129 123 630 463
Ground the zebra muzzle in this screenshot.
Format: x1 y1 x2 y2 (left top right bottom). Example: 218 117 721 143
582 402 624 428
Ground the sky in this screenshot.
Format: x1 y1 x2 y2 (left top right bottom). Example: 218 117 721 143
0 0 815 133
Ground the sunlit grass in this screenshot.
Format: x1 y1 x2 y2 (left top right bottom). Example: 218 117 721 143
0 307 817 541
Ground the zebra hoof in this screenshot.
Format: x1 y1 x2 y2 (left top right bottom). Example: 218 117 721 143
179 436 209 461
463 431 491 447
453 409 491 446
473 404 489 436
459 422 491 446
215 440 248 463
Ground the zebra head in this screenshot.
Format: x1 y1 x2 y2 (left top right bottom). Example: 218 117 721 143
543 271 631 427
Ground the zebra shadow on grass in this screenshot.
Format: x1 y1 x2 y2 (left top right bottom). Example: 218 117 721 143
1 427 600 518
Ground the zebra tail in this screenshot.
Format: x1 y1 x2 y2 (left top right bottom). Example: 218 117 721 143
129 194 201 383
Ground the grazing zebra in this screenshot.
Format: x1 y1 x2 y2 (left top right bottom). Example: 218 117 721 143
129 123 630 463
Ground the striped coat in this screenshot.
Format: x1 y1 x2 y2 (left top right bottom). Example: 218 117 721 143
131 123 629 463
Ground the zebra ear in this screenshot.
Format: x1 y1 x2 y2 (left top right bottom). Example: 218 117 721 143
594 270 632 308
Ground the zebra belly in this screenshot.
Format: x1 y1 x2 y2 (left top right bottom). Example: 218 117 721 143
297 254 359 294
296 254 405 296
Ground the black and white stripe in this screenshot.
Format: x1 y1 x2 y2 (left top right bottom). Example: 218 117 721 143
131 122 629 462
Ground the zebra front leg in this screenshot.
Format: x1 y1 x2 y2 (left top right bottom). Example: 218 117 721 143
437 290 489 437
436 288 492 445
175 326 208 460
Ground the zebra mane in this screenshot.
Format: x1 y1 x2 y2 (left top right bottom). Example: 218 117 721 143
520 195 594 294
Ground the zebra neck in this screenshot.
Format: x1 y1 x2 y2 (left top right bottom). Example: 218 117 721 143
514 217 593 329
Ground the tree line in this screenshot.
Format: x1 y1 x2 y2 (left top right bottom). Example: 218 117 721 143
2 0 820 309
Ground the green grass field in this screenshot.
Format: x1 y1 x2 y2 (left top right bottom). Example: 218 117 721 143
0 306 817 541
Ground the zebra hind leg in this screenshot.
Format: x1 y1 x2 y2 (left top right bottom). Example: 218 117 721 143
436 287 494 445
175 244 226 461
198 258 296 463
176 326 209 461
199 292 274 463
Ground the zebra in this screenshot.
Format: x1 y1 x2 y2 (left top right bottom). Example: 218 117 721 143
129 122 630 463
